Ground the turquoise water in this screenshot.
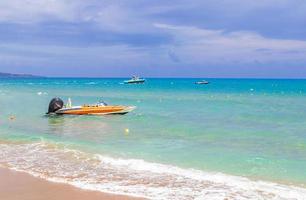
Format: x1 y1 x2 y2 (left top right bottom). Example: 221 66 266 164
1 78 306 199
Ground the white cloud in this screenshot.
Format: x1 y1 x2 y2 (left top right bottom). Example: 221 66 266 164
0 0 82 23
0 0 162 34
81 4 147 32
0 42 153 67
154 23 306 65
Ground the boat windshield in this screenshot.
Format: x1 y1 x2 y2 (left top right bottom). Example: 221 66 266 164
97 100 108 106
66 98 72 108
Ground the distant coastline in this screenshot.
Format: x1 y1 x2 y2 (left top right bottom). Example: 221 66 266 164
0 72 42 78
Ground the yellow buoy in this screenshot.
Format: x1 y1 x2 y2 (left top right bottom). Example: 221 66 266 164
124 128 129 135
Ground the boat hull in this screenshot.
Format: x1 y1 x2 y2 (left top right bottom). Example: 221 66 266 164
55 106 135 115
124 80 145 84
195 81 209 85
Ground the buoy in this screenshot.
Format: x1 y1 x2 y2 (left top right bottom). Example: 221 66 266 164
124 128 129 135
9 116 15 120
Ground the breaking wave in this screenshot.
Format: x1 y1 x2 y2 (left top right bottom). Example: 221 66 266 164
0 141 306 200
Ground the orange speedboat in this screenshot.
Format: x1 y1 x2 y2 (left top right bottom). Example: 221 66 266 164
47 98 135 115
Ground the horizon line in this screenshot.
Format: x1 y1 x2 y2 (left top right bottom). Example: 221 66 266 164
2 76 306 80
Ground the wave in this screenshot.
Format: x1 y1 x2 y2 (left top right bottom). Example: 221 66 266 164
85 82 97 85
37 91 48 96
0 141 306 200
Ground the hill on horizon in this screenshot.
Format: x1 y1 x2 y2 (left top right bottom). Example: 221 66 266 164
0 72 42 78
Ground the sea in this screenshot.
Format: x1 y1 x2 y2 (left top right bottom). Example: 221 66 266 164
0 78 306 199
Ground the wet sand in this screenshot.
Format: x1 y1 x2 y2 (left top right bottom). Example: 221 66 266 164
0 167 143 200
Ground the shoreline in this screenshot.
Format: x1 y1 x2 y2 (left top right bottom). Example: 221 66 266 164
0 167 143 200
1 139 306 199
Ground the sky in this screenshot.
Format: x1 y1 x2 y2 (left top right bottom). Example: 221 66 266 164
0 0 306 78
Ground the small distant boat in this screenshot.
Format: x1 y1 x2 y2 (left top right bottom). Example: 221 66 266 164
195 80 209 85
47 98 135 115
124 76 145 84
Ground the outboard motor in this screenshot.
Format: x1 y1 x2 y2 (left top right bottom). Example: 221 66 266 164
47 98 64 114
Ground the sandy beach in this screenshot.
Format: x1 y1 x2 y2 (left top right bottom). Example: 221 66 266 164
0 167 142 200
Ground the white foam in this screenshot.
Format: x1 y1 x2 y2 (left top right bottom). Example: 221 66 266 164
37 92 48 96
0 141 306 200
85 82 97 85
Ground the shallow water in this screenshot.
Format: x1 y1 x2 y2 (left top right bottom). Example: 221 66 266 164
1 78 306 199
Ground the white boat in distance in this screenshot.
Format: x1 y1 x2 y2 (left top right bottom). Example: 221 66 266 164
195 80 209 85
124 76 145 84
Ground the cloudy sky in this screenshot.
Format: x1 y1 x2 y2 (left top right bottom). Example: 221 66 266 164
0 0 306 77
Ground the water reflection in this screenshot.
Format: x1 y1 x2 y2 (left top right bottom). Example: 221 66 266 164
47 115 66 135
46 115 122 142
